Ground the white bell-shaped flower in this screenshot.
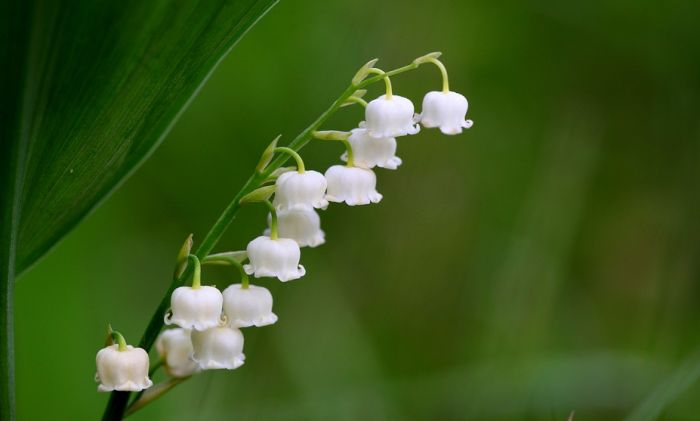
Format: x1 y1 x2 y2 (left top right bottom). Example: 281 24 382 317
417 91 473 135
244 235 305 282
95 344 153 392
325 165 382 206
363 94 420 138
155 328 200 378
273 170 328 211
223 284 278 328
265 208 325 248
340 128 402 170
191 326 245 370
165 286 223 331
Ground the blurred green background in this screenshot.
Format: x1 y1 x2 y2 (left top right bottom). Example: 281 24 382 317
14 0 700 419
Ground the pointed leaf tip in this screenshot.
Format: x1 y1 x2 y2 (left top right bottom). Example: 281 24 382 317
352 58 380 85
175 233 193 278
414 51 443 64
240 185 276 204
256 135 281 173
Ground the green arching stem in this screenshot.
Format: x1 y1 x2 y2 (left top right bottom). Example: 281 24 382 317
201 255 250 289
341 138 355 167
264 200 278 240
188 255 201 289
274 147 305 173
425 57 449 92
231 259 250 289
346 96 368 107
105 56 426 421
311 130 354 166
366 68 393 99
111 331 128 352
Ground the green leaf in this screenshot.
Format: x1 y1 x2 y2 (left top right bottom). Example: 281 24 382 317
1 1 277 419
5 0 278 277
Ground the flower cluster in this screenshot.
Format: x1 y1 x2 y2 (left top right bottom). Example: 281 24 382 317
95 53 472 408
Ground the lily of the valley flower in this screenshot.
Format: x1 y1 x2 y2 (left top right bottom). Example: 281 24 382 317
273 170 328 211
96 331 153 392
165 285 223 331
363 94 420 138
341 128 402 170
155 328 200 378
244 235 305 282
325 165 382 206
417 91 472 135
266 207 325 248
191 326 245 370
223 284 278 328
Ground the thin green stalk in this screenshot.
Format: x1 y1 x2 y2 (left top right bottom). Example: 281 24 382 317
424 57 449 92
202 255 249 288
366 68 393 98
110 331 127 352
346 96 368 107
274 147 306 172
187 255 201 289
102 57 423 421
264 199 278 240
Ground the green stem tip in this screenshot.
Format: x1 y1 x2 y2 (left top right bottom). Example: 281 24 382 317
202 254 250 289
233 260 250 289
188 255 201 289
341 138 355 167
263 200 278 240
366 67 393 98
273 147 305 173
111 331 128 352
425 57 449 92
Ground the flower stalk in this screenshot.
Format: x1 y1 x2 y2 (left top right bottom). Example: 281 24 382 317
102 55 432 421
202 254 250 289
274 147 306 173
188 255 201 289
366 68 393 98
110 331 128 352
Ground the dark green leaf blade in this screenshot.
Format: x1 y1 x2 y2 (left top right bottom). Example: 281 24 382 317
10 0 278 275
1 1 276 419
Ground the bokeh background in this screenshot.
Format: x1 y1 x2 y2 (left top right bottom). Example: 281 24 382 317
14 0 700 419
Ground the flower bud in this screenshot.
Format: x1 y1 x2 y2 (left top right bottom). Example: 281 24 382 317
340 128 402 170
417 91 473 135
223 284 278 328
273 170 328 211
165 286 223 331
265 207 325 248
95 344 153 392
244 235 305 282
363 94 420 138
324 165 382 206
155 328 200 378
191 326 245 370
